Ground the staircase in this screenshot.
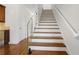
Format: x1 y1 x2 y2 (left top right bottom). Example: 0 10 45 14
29 10 68 55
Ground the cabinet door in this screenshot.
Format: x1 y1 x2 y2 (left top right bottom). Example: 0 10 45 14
4 30 9 44
0 5 5 22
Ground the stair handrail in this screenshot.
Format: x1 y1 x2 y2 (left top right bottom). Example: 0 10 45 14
55 6 77 34
27 15 34 54
55 5 79 39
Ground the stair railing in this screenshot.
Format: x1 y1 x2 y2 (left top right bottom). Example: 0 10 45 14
27 16 33 54
26 14 39 54
55 5 79 39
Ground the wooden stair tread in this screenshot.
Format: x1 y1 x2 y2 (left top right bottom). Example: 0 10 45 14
32 36 63 39
35 28 59 29
31 50 68 55
33 32 61 34
38 24 58 26
41 20 55 21
30 43 65 47
39 22 57 23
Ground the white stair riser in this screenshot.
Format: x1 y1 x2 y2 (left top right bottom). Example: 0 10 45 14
41 17 55 19
39 23 57 24
34 29 60 32
29 46 66 51
33 33 62 37
32 39 64 43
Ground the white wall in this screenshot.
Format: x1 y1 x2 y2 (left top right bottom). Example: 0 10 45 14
24 4 42 35
5 4 21 44
52 5 79 55
56 5 79 33
5 4 42 44
43 4 52 10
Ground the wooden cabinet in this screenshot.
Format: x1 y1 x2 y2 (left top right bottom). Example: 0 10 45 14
0 30 10 45
0 5 5 22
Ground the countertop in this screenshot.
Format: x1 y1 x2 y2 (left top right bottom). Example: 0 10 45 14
0 22 10 30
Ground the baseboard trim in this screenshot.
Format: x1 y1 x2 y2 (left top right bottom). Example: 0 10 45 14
9 37 27 44
9 36 32 44
9 41 20 44
65 46 71 55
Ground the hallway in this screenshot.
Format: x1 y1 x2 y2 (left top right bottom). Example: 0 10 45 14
29 10 67 55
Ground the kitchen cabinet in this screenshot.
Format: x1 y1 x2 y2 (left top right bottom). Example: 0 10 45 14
0 5 5 22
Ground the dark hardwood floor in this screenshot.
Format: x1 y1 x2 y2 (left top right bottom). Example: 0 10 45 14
32 36 63 39
30 43 66 47
31 50 68 55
